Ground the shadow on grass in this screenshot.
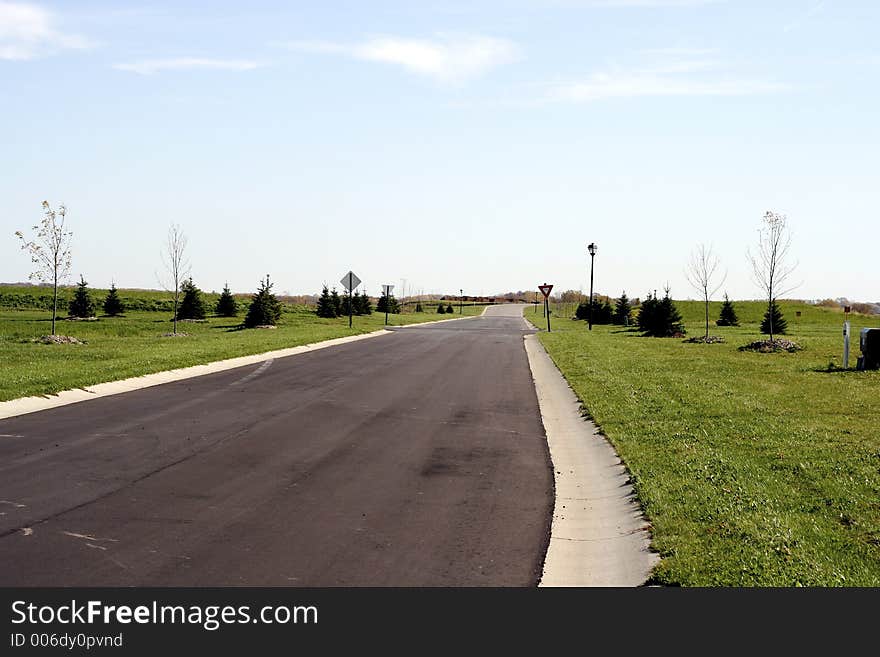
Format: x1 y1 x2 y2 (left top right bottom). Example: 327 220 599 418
811 364 869 374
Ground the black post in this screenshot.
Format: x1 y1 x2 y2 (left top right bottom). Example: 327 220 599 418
588 253 595 331
546 297 551 332
535 291 538 314
349 273 353 328
384 288 389 326
460 289 463 314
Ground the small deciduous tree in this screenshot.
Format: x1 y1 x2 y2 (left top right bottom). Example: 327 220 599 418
244 274 283 328
103 282 124 317
15 201 73 335
215 283 238 317
160 224 190 335
68 275 95 318
686 243 726 341
748 211 799 343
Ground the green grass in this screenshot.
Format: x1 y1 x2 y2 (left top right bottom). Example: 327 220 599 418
0 304 485 402
528 300 880 586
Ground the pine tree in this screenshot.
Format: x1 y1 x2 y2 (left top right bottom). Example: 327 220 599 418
591 299 614 324
575 300 590 320
355 290 373 315
244 274 283 328
176 278 206 320
760 301 787 337
658 292 685 336
716 293 739 327
68 275 95 318
614 291 632 325
437 301 446 314
415 301 423 313
377 293 400 314
102 282 124 317
445 303 454 314
340 293 353 316
638 290 684 337
330 288 342 317
637 292 657 333
316 285 337 318
215 283 238 317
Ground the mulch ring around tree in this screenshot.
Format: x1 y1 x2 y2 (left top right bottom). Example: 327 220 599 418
684 335 726 344
739 338 803 353
34 335 85 345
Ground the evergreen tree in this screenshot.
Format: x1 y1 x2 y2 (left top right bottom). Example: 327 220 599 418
437 301 446 314
316 285 337 318
215 283 238 317
330 288 342 317
355 290 373 315
244 274 283 328
716 293 739 327
415 301 423 313
614 291 632 325
377 293 401 314
591 299 614 324
102 282 124 317
575 300 590 320
340 293 353 316
638 290 685 337
176 278 207 320
68 275 95 318
658 292 685 336
445 303 454 314
637 293 658 333
760 301 788 336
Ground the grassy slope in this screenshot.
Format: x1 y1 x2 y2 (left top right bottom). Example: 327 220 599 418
529 300 880 586
0 305 485 402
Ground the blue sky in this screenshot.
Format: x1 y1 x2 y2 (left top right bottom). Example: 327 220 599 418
1 0 878 301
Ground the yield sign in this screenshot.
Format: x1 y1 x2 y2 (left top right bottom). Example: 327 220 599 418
340 271 361 292
382 284 394 296
539 284 553 298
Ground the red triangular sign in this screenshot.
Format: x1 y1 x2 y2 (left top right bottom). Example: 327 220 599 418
538 284 553 298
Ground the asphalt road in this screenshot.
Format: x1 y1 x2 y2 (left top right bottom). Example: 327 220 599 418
0 305 553 586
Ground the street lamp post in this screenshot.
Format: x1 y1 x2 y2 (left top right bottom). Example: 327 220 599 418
588 243 598 331
460 289 463 314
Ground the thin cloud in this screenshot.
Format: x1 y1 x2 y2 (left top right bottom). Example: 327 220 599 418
547 71 787 102
783 0 826 33
0 1 91 61
285 34 520 83
113 58 263 76
544 56 788 102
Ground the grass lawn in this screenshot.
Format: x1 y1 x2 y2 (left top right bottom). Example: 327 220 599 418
0 304 485 402
528 300 880 586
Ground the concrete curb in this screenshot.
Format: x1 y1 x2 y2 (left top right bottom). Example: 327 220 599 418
0 330 392 421
524 333 658 586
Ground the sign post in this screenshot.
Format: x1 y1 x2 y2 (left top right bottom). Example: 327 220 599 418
382 284 394 326
539 284 554 333
340 270 362 328
844 306 852 369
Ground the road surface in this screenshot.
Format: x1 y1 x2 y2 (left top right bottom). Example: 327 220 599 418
0 304 553 586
